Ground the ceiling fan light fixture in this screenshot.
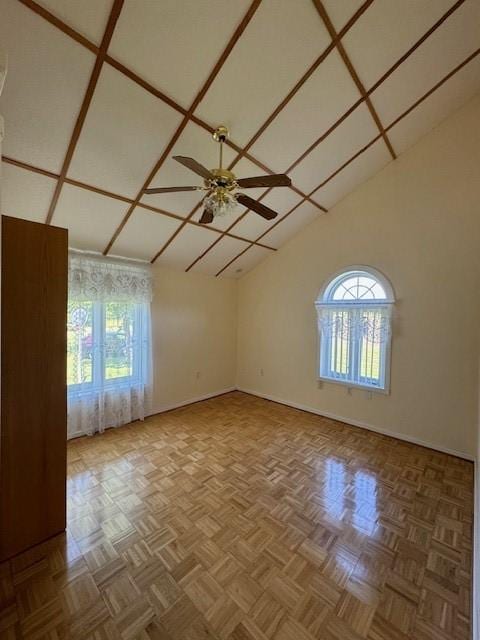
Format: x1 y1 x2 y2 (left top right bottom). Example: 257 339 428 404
204 190 238 217
147 126 289 223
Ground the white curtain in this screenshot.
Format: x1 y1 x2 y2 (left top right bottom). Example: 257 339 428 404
67 253 153 439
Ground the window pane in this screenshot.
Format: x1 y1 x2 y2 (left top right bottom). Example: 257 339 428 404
359 309 383 385
104 302 135 380
329 310 351 377
67 301 93 385
331 274 387 301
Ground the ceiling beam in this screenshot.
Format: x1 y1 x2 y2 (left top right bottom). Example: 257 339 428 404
17 0 470 273
43 0 124 225
185 0 464 273
1 156 275 251
310 47 480 199
311 0 396 160
184 186 276 272
18 0 98 54
182 2 375 272
215 46 480 276
268 0 469 177
367 0 467 96
230 0 374 165
21 0 326 237
131 0 263 263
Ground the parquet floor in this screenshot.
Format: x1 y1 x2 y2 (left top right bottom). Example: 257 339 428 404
0 391 473 640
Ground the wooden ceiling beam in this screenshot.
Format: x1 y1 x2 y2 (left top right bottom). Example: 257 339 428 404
18 0 470 273
215 46 480 276
367 0 467 96
18 0 99 54
184 186 275 272
2 155 60 180
103 0 263 258
181 2 375 272
311 0 396 160
21 0 326 241
284 0 467 176
200 0 468 269
309 47 480 200
1 156 274 250
231 0 375 164
196 0 470 273
43 0 124 225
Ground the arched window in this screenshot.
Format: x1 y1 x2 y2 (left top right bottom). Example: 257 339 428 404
315 267 394 392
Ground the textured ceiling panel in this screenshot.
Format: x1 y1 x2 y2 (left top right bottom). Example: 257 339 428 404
289 103 379 193
155 224 219 271
312 139 391 209
1 162 56 223
261 201 320 249
387 54 480 155
370 0 480 126
341 0 453 90
68 64 183 197
250 48 361 171
220 245 273 278
38 0 114 45
0 0 95 172
194 0 331 145
53 183 129 252
321 0 366 32
190 236 250 276
1 0 479 277
110 207 182 261
108 0 252 108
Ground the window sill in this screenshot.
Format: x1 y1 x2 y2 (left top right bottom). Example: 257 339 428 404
318 376 390 395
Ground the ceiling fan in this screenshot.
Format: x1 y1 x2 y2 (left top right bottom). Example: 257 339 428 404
145 126 291 224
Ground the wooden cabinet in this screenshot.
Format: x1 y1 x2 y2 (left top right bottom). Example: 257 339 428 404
0 216 68 561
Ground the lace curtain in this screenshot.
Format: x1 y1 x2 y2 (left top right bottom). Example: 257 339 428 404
316 305 392 345
69 253 152 302
67 253 153 439
315 303 392 387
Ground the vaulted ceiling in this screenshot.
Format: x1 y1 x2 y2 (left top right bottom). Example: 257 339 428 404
1 0 479 277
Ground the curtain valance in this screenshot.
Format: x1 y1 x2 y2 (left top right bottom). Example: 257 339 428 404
69 253 152 303
315 304 392 345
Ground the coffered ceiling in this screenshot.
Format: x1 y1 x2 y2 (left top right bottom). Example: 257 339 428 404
1 0 479 277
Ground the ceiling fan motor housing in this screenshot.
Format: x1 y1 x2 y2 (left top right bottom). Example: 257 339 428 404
213 125 229 143
208 168 236 189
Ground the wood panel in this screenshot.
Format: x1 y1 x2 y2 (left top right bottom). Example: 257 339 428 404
0 391 473 638
0 215 68 561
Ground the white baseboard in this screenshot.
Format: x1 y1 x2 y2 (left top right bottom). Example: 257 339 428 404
67 387 237 440
149 387 236 416
70 385 474 461
237 387 474 461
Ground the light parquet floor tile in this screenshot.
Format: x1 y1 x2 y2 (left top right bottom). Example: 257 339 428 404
0 392 473 639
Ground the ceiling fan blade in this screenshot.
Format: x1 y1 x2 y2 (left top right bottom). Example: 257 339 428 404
198 208 214 224
173 156 214 181
236 174 291 188
144 186 201 194
236 193 278 220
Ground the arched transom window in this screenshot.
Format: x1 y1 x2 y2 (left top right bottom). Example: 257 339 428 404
315 267 394 392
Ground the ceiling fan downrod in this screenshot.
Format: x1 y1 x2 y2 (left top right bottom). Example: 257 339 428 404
213 125 229 170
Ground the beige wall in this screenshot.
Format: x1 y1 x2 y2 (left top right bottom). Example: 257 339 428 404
150 265 237 413
237 94 480 459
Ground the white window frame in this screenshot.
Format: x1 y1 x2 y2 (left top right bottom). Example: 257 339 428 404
315 266 394 394
67 300 144 395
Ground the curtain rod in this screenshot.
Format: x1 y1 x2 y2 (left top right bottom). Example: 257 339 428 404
68 247 151 268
